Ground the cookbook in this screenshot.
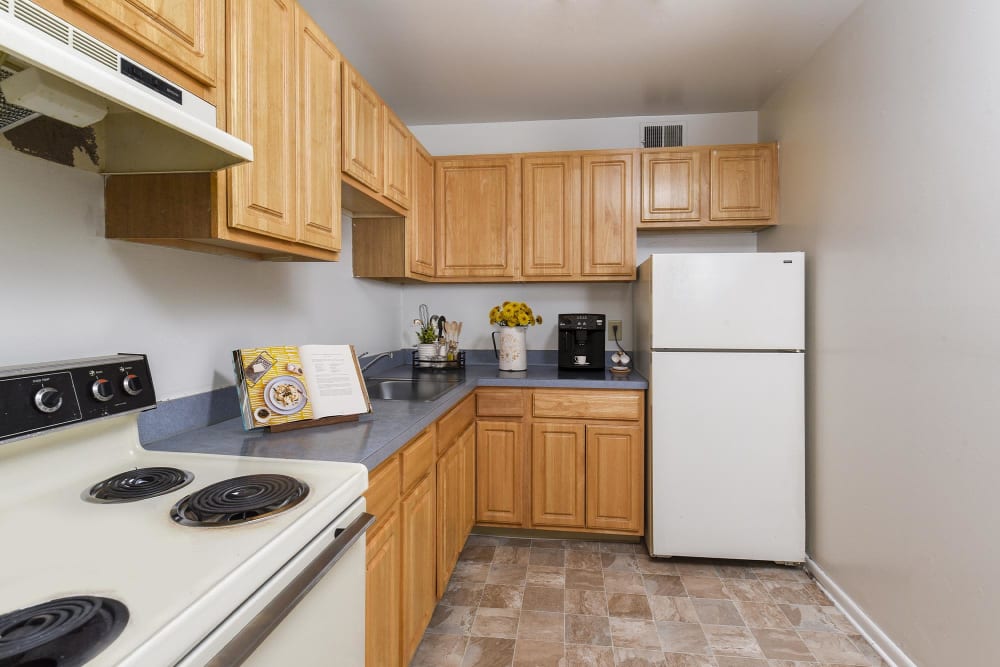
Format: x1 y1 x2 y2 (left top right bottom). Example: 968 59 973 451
232 344 371 430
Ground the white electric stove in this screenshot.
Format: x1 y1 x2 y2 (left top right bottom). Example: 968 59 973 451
0 355 371 666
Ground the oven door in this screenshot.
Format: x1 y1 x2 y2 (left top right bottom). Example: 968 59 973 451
176 498 373 667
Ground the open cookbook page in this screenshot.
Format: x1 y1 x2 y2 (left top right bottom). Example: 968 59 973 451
297 345 371 418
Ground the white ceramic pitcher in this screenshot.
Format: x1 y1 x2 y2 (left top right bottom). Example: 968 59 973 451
492 326 527 371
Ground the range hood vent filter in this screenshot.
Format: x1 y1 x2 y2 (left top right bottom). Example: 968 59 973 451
642 123 684 148
0 67 40 131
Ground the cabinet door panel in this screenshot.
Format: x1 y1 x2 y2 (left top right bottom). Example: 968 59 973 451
521 155 580 277
401 471 436 664
297 9 340 250
710 145 776 220
435 157 518 278
581 152 635 277
459 422 476 536
410 143 436 277
342 63 383 192
586 424 644 532
366 510 401 667
436 442 463 597
475 420 524 525
531 423 586 528
641 149 705 222
384 107 412 208
228 0 296 240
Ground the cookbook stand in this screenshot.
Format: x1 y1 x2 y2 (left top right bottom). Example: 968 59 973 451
268 413 360 433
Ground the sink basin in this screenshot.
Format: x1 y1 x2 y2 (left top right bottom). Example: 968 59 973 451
365 378 459 402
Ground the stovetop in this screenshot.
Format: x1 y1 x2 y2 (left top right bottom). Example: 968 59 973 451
0 356 368 666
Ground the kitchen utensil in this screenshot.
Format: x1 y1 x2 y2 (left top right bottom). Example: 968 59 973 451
419 304 430 328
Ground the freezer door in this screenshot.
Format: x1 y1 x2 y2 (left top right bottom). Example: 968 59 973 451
647 352 804 562
648 252 804 350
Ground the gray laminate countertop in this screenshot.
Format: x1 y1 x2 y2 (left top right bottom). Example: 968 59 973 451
144 363 646 471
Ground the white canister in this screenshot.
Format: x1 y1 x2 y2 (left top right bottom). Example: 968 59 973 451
492 326 527 372
417 343 438 360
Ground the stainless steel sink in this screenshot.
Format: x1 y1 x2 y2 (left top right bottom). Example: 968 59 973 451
365 378 460 402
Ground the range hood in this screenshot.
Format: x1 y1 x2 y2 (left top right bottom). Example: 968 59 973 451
0 0 252 173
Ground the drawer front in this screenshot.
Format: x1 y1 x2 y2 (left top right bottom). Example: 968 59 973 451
532 389 642 421
366 455 401 522
401 428 437 493
476 388 525 417
438 393 475 452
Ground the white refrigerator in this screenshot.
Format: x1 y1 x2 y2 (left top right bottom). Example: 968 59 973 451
633 252 805 563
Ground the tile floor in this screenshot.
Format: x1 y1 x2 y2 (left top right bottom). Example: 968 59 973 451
410 535 887 667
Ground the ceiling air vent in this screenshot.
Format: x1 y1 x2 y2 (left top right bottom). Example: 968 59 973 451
642 123 684 148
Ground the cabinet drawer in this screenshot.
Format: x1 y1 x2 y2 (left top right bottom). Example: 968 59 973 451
438 393 475 452
401 428 437 493
366 456 401 522
532 390 642 421
476 388 525 417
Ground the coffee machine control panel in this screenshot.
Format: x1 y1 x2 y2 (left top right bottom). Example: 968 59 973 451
559 314 605 330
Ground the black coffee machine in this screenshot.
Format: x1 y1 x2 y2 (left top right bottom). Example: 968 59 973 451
558 314 605 370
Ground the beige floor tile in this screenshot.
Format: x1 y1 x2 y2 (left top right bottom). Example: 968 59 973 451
467 535 504 547
564 643 615 666
674 561 721 578
766 661 820 667
655 621 711 655
494 546 531 566
599 541 638 553
712 657 766 667
663 653 718 667
604 571 646 594
565 568 605 590
778 604 840 632
692 599 745 626
480 584 524 609
529 548 566 567
721 580 771 603
442 581 486 607
749 628 814 661
497 537 533 547
565 613 612 645
566 551 604 570
607 592 653 620
733 601 793 629
610 617 663 650
702 625 764 658
751 566 811 583
648 596 700 623
517 610 565 642
461 636 516 667
682 576 730 600
796 631 869 666
522 586 564 612
462 545 498 562
526 565 566 587
644 574 686 597
824 608 859 634
513 639 565 666
472 608 521 639
601 553 641 571
760 581 816 605
715 565 757 580
849 635 889 666
531 539 565 550
565 589 608 616
560 539 602 552
427 605 477 636
453 561 492 583
488 564 529 586
410 632 468 666
805 582 834 607
637 554 680 575
615 647 668 666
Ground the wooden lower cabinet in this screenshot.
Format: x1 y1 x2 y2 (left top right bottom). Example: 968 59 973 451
585 424 645 532
437 422 476 597
476 420 525 525
531 422 586 528
365 510 401 667
400 469 436 664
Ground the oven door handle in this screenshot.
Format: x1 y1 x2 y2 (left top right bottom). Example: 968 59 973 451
206 511 375 667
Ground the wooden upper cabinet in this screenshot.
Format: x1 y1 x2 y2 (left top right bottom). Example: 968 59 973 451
409 143 436 277
641 149 707 223
531 422 586 528
581 152 636 278
710 144 777 221
383 107 412 209
296 7 340 251
342 62 383 192
476 420 524 525
435 156 519 278
227 0 297 241
585 424 644 533
62 0 219 87
521 154 580 278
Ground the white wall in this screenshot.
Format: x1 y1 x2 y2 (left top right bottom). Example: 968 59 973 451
404 112 758 351
758 0 1000 664
0 148 400 400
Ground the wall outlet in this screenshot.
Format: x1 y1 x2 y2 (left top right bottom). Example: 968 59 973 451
608 320 623 341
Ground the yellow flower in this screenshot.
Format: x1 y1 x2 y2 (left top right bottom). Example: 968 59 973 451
535 315 543 324
488 300 543 326
517 312 530 326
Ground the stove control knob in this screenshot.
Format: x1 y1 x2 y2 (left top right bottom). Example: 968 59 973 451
122 373 143 396
92 378 114 402
34 387 63 413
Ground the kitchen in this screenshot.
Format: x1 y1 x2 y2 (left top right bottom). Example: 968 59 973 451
0 0 996 666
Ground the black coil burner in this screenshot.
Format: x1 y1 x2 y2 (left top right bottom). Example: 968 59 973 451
170 474 309 527
0 596 128 667
87 466 194 503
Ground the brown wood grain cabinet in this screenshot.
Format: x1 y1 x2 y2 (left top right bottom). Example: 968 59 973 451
531 422 586 528
521 154 581 279
581 151 637 278
641 149 706 223
710 144 777 222
365 510 401 667
475 419 525 525
435 156 520 279
104 0 341 261
383 106 412 209
342 61 383 193
409 142 436 277
400 468 436 665
585 424 644 532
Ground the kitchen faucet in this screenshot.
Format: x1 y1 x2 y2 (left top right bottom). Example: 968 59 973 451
358 351 394 375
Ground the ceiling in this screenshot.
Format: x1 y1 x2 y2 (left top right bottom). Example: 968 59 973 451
301 0 863 126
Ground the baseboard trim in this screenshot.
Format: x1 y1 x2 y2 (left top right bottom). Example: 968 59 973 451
805 558 918 667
